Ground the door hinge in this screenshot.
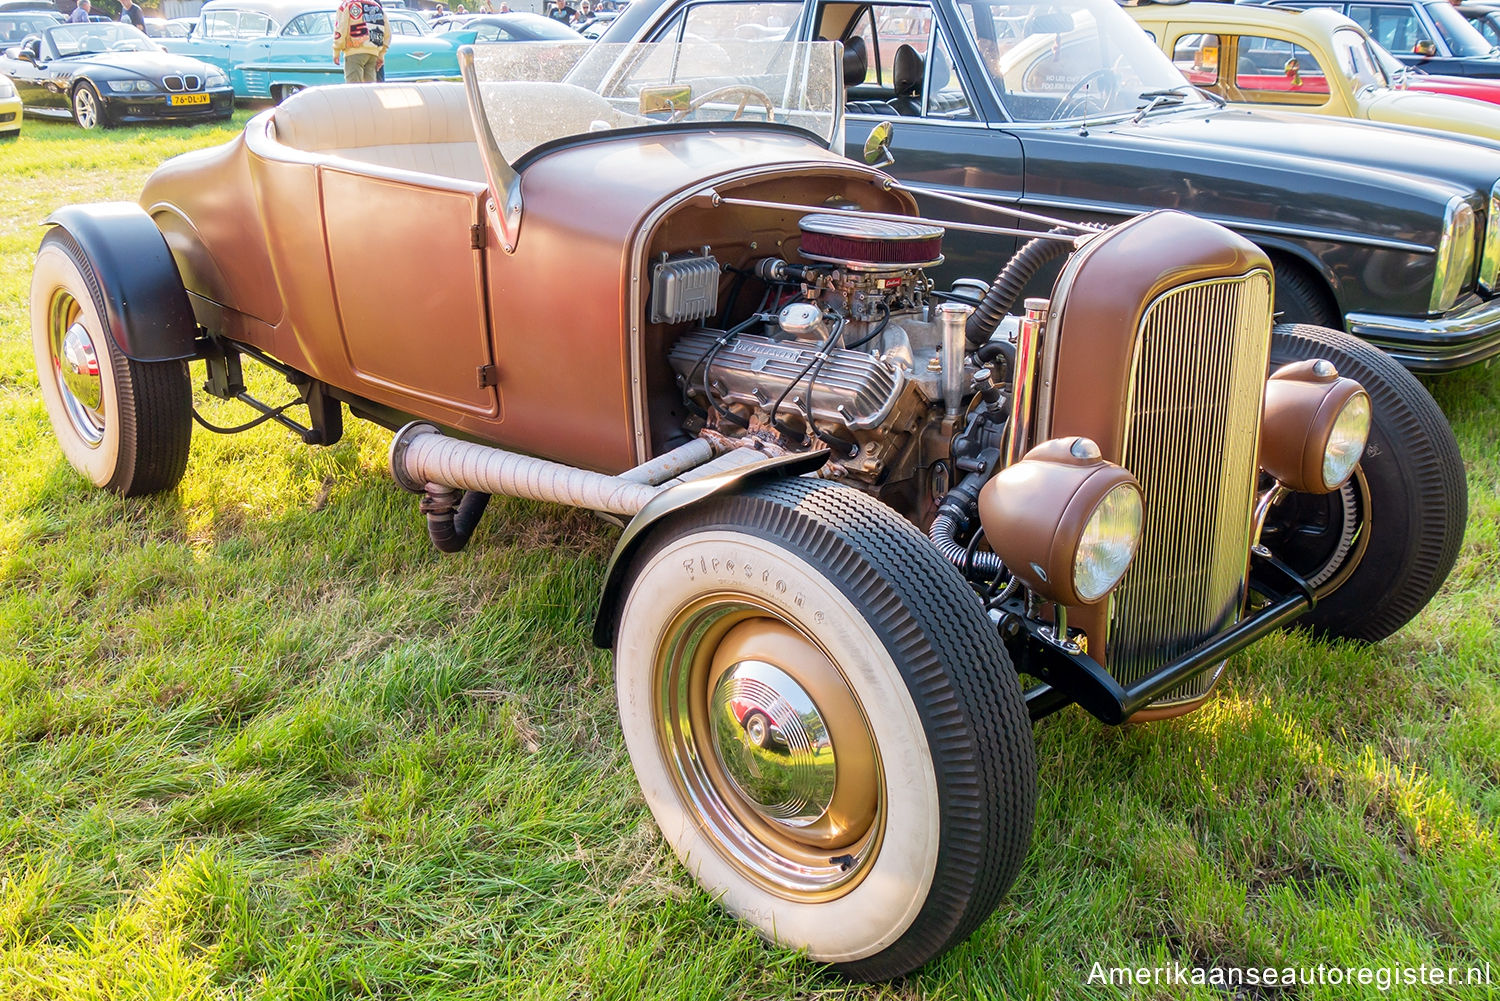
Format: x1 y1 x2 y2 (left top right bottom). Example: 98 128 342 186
476 364 498 388
470 221 485 250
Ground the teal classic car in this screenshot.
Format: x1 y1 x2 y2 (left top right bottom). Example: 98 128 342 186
161 0 459 102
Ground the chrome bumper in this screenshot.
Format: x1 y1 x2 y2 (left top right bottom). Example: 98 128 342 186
1346 294 1500 372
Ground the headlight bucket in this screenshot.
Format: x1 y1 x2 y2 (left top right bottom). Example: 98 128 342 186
1480 180 1500 293
978 436 1144 607
1259 359 1370 494
1431 195 1477 313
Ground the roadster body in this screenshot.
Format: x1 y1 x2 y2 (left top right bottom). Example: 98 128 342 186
29 38 1466 980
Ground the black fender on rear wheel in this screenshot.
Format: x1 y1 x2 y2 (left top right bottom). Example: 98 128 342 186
1261 323 1466 641
31 228 192 496
611 477 1036 980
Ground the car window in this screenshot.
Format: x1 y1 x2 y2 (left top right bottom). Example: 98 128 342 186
1426 0 1496 55
1231 34 1331 106
956 0 1203 123
1331 25 1387 86
391 12 426 33
283 11 334 34
201 9 237 38
656 0 799 43
1348 4 1437 55
924 26 975 118
646 1 801 73
474 22 516 39
845 5 880 84
1484 14 1500 47
1172 32 1220 86
239 11 274 36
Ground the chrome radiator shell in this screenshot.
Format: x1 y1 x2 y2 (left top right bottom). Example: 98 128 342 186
1105 269 1274 705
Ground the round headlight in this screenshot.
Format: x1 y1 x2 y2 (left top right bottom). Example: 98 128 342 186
978 437 1144 607
1322 390 1370 490
1260 360 1370 494
1074 481 1144 603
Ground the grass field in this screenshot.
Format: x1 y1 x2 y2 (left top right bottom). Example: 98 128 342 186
1 112 1497 1001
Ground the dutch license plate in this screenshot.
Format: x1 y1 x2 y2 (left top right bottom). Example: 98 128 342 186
170 93 210 106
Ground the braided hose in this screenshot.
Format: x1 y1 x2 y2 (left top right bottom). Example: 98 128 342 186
929 510 1002 576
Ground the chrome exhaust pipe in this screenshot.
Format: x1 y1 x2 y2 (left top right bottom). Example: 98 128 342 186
390 424 743 518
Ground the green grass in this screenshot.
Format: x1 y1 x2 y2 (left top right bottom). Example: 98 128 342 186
1 112 1498 1001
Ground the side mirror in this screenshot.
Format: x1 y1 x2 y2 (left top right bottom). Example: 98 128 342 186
863 120 894 167
1413 39 1437 57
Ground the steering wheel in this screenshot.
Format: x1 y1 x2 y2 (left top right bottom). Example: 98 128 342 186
1050 68 1118 120
667 84 776 124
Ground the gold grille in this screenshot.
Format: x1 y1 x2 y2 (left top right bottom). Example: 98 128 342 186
1106 270 1272 705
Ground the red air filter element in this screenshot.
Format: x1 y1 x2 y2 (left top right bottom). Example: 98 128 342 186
797 213 944 271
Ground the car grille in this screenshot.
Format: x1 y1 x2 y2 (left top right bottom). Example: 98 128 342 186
0 112 16 124
1106 270 1272 705
162 75 202 92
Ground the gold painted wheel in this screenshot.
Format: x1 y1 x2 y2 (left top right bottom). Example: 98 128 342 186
656 598 882 899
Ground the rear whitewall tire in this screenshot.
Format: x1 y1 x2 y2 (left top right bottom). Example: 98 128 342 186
31 231 191 496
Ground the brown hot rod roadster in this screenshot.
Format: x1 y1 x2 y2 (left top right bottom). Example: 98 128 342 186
30 39 1465 980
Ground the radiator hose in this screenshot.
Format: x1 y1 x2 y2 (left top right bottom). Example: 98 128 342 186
964 223 1105 348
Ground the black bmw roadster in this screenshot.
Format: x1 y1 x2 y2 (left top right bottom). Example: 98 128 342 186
0 21 232 129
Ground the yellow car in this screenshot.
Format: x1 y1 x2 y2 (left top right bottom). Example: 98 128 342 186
1129 2 1500 141
0 72 20 141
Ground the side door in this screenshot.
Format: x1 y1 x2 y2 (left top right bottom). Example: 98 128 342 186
321 168 501 418
827 0 1024 276
3 38 53 109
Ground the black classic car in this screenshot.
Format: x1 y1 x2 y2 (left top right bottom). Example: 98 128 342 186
603 0 1500 371
1263 0 1500 76
0 21 233 129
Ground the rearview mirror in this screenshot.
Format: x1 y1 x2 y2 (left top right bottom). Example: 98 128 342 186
1413 39 1437 57
863 120 894 167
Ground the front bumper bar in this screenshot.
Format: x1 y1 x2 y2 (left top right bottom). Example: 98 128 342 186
1017 551 1315 725
1347 293 1500 373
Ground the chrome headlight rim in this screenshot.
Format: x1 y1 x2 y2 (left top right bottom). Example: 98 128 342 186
1320 389 1371 492
1431 194 1477 313
1072 480 1145 604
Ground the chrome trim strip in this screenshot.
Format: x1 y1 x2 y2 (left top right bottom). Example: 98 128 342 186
902 183 1438 256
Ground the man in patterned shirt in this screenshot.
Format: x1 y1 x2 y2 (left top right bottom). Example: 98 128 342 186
332 0 390 83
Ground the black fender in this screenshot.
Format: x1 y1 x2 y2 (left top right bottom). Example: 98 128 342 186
43 203 198 363
591 450 830 649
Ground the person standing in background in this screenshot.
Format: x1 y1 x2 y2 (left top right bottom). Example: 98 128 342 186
118 0 146 30
67 0 90 23
332 0 389 83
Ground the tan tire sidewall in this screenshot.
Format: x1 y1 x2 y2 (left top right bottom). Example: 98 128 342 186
616 528 942 965
31 241 123 488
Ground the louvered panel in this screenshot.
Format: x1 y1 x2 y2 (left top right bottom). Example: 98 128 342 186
1106 270 1272 705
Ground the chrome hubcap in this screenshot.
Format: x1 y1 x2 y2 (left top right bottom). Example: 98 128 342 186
709 660 836 829
656 600 882 898
49 295 105 446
